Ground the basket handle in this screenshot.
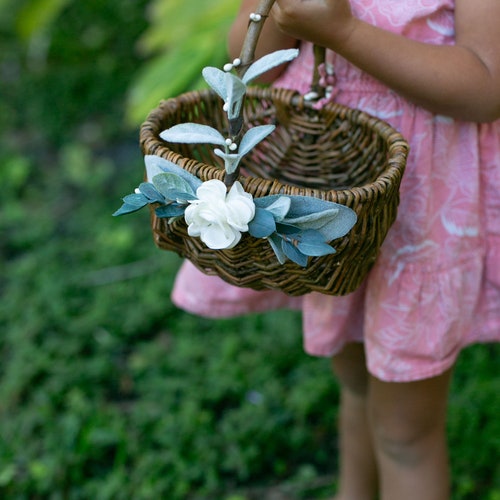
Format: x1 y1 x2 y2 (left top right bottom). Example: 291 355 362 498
237 0 326 98
237 0 276 75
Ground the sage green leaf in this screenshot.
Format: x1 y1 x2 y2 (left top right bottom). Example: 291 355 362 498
123 193 149 207
225 72 247 119
248 208 276 238
298 240 336 256
152 173 196 200
284 208 340 230
242 48 299 84
202 66 228 101
275 223 301 235
202 65 247 120
239 125 276 156
254 196 291 221
267 234 287 264
283 197 357 241
166 190 197 203
144 155 202 189
262 197 290 221
160 123 226 146
281 239 308 267
213 149 242 175
296 230 336 256
138 182 165 203
113 203 145 217
155 204 186 218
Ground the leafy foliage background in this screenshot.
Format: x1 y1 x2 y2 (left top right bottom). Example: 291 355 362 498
0 0 499 499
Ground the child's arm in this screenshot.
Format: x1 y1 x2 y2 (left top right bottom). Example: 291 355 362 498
272 0 500 122
228 0 298 82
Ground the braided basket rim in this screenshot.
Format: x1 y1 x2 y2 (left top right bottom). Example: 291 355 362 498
141 87 409 201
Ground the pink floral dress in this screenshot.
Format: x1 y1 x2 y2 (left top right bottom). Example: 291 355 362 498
171 0 500 382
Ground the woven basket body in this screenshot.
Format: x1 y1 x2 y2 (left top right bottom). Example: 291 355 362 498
140 86 409 296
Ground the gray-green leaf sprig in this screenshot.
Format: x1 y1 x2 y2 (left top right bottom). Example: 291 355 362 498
114 155 357 267
160 48 299 184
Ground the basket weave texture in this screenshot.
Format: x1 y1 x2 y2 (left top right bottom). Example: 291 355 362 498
140 86 409 296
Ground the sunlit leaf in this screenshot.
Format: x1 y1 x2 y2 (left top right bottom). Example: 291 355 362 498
138 0 237 53
126 34 225 125
126 0 238 123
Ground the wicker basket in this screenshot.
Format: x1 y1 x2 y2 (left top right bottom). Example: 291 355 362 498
140 83 408 296
139 0 408 296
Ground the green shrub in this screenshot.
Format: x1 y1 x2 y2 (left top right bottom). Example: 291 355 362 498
1 0 149 147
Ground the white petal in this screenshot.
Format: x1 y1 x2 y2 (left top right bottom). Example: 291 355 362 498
227 181 252 201
226 181 255 229
195 179 227 202
184 204 200 225
200 223 240 249
227 200 255 230
186 221 202 237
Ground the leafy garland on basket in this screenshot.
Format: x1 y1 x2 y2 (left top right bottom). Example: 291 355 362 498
114 47 357 267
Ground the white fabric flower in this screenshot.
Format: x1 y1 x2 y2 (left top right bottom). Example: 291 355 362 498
184 180 255 249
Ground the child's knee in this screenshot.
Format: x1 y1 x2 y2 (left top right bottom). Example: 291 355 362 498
367 369 452 464
369 403 445 465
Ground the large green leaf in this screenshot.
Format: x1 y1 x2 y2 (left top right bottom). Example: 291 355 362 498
126 34 225 124
138 0 236 53
126 0 238 125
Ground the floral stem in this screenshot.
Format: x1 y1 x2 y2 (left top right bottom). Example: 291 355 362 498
224 0 275 187
237 0 276 78
224 171 239 188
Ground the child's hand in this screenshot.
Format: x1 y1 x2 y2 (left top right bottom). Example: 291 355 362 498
271 0 500 122
272 0 355 49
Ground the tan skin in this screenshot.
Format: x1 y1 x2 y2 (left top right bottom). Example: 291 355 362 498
332 344 453 500
228 1 500 499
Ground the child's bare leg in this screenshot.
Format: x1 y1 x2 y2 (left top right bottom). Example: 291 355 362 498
331 343 378 500
368 368 453 500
